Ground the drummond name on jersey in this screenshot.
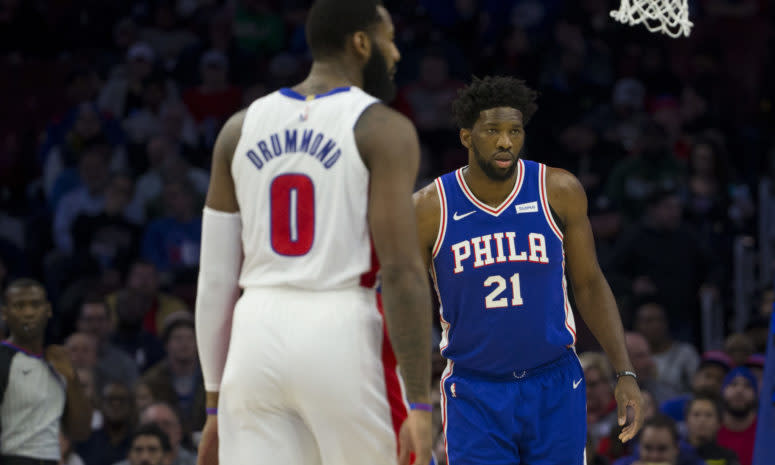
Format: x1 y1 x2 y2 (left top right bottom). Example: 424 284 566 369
245 129 342 170
450 231 550 273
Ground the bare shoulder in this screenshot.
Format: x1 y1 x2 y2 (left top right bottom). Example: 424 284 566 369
413 181 441 256
354 103 418 168
355 102 415 134
213 109 248 164
545 166 588 221
414 181 440 221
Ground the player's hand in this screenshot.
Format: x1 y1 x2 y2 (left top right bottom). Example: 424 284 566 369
398 409 432 465
197 414 219 465
615 375 643 442
45 345 75 381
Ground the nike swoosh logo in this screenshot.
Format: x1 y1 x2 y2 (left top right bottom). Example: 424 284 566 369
453 211 476 221
21 369 31 375
573 378 582 389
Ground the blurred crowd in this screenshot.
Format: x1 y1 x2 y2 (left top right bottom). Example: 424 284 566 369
1 1 774 465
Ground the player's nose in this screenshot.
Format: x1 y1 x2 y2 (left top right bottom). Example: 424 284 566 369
496 133 512 151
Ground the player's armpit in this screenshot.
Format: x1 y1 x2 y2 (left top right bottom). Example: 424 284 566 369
413 182 441 271
355 103 432 405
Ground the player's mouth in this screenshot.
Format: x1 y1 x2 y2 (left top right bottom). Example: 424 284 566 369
493 153 514 168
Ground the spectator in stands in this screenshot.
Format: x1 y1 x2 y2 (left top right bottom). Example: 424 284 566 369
134 137 209 218
396 52 463 133
43 103 124 205
604 121 685 220
579 352 617 444
76 296 139 387
107 260 187 337
123 423 172 465
607 189 721 344
612 415 705 465
685 393 741 465
633 301 699 395
139 1 197 73
52 138 125 254
661 350 733 424
718 367 759 465
70 172 141 273
723 333 754 367
76 380 135 465
99 43 157 120
624 332 675 404
122 72 185 149
113 402 195 465
141 177 202 274
585 78 648 153
142 403 196 465
64 332 98 371
111 288 165 373
141 317 205 435
74 366 103 432
182 49 242 148
683 137 732 246
134 381 156 417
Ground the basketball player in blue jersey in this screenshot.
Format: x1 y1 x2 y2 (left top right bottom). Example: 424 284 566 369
414 76 644 464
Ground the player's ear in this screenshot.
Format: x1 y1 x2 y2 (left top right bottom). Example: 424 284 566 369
351 30 372 63
459 128 471 150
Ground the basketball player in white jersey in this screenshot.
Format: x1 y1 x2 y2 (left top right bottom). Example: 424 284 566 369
193 1 433 465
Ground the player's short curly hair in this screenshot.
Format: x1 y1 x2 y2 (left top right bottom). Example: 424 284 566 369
452 76 538 129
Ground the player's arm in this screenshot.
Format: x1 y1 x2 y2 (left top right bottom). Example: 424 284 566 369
547 167 643 441
195 110 246 411
356 104 432 406
413 183 441 272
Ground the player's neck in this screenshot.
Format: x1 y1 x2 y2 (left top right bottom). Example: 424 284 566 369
462 165 519 208
294 61 362 96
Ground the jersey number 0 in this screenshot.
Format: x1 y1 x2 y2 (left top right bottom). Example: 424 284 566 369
270 174 314 256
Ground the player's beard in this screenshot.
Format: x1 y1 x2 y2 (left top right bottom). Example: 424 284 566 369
362 42 396 102
472 139 518 181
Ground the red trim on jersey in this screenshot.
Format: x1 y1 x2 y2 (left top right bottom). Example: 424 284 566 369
440 361 454 465
432 178 447 258
455 160 525 216
376 293 407 454
359 238 380 288
539 163 564 241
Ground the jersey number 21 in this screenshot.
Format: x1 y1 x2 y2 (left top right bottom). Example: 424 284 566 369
484 273 524 309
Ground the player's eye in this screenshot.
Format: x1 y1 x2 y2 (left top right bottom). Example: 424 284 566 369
510 129 521 135
487 129 496 134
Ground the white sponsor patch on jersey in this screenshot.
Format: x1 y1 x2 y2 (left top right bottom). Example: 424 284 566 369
515 201 538 214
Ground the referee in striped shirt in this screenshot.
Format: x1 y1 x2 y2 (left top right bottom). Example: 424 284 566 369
0 278 91 465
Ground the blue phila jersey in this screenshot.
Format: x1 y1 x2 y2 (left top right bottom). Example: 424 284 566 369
431 159 577 375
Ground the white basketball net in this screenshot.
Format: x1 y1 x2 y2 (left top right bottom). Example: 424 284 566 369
610 0 693 38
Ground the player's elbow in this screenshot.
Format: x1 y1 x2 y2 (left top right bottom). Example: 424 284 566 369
380 263 427 291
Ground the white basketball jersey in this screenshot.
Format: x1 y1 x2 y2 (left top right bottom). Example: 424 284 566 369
232 86 380 290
